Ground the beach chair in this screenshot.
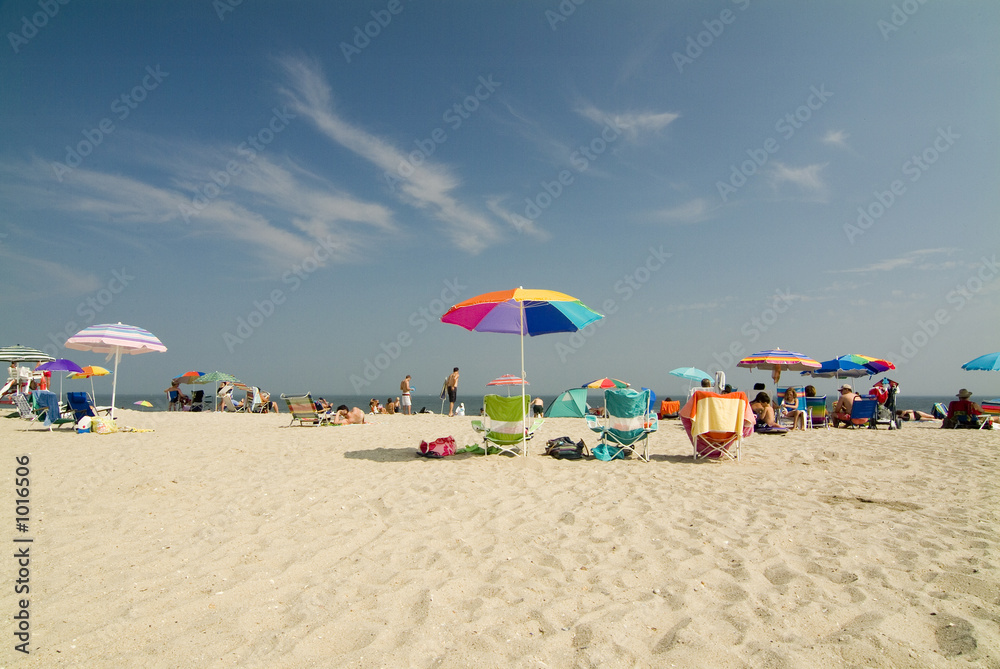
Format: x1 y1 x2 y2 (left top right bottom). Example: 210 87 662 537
847 397 877 428
586 388 657 461
190 389 208 412
805 395 829 429
680 391 754 462
470 394 542 456
15 393 75 430
280 393 331 426
776 386 808 430
66 392 113 423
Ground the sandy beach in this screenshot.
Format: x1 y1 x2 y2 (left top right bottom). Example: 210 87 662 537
4 410 999 668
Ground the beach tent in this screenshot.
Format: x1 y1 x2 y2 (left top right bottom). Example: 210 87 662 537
545 388 589 418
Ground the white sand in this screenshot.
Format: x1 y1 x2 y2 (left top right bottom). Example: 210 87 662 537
4 410 999 668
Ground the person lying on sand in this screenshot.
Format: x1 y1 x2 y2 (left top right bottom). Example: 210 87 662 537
750 392 781 427
896 409 936 422
332 405 365 425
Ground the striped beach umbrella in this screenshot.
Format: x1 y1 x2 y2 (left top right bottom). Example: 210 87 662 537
737 348 820 386
0 345 54 363
582 378 630 389
65 323 167 420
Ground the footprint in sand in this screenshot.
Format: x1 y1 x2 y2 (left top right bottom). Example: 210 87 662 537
934 614 977 657
764 564 796 586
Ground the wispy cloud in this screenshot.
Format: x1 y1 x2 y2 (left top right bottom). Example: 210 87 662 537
769 162 828 192
828 248 960 274
650 198 714 225
576 104 679 140
277 55 502 253
485 197 550 241
821 129 850 148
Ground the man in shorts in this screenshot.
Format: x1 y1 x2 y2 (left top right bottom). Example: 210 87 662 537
400 375 413 415
446 367 460 417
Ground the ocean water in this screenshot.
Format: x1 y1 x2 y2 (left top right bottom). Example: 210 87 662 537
96 391 985 415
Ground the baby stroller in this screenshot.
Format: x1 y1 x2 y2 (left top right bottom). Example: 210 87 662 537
870 378 900 429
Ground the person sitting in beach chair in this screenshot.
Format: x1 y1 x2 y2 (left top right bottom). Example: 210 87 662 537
776 386 807 430
658 398 680 419
942 389 992 429
831 385 859 427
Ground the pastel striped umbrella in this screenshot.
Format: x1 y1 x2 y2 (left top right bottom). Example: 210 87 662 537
737 348 820 386
442 288 604 451
65 323 167 420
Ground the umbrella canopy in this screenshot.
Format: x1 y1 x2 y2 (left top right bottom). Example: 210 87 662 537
36 358 84 374
582 378 630 389
190 371 241 385
486 373 529 386
801 357 872 379
442 287 604 451
487 374 529 396
65 323 167 420
962 352 1000 372
0 345 54 363
737 348 820 386
36 358 85 397
67 365 111 400
173 370 205 384
669 367 712 383
133 400 154 408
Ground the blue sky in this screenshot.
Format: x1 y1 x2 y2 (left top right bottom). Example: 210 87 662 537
2 1 998 399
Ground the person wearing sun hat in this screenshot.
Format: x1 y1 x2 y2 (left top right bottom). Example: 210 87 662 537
831 384 857 428
942 388 990 428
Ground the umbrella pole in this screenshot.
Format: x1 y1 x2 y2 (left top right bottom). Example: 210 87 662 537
520 301 527 456
110 348 121 421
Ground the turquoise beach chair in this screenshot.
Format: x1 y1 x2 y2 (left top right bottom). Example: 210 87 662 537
586 388 657 461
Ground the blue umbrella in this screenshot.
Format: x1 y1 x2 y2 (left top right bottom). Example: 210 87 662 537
962 352 1000 372
669 367 713 382
801 357 872 379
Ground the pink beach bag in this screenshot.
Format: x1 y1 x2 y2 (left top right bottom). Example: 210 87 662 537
418 436 456 458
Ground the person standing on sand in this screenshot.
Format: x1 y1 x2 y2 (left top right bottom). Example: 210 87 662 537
400 375 413 415
446 367 460 416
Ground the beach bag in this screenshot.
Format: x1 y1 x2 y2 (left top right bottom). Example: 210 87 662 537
91 416 118 434
592 443 625 461
418 436 456 458
544 436 588 460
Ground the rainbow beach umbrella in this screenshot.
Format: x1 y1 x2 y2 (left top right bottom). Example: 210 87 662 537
442 287 604 450
65 323 167 420
582 378 630 389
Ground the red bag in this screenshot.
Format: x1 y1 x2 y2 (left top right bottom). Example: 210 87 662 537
418 436 456 458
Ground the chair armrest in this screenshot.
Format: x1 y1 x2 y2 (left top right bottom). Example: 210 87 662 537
644 415 658 431
585 414 604 433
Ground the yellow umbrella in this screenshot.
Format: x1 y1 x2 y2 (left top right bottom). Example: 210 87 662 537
67 365 111 401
